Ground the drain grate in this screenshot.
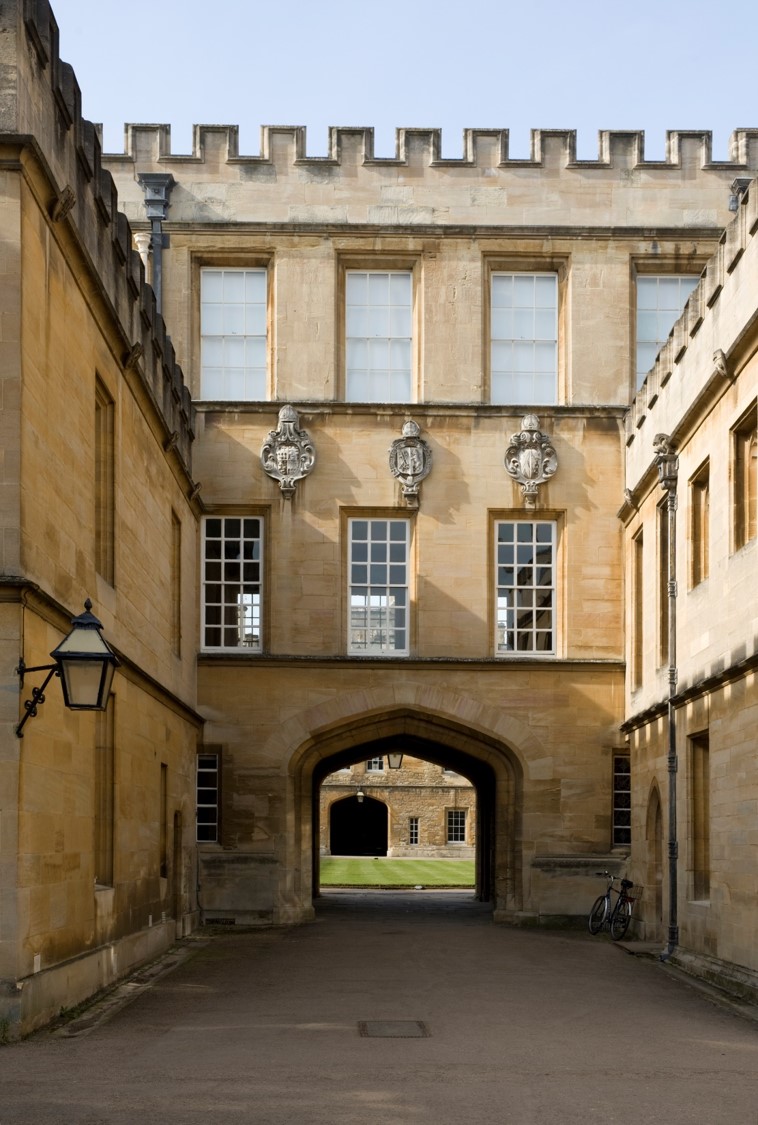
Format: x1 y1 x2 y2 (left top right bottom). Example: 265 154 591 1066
358 1020 430 1038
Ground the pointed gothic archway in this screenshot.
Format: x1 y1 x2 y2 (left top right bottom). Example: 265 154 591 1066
287 705 526 918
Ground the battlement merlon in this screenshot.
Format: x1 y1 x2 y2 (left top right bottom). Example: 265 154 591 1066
101 122 758 174
0 0 195 471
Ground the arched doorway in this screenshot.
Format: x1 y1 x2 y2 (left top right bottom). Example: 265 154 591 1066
329 795 388 855
303 720 518 911
283 698 528 923
646 785 664 940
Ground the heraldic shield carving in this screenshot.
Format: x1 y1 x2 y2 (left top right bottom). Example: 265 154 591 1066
389 419 432 508
260 405 316 499
504 414 558 509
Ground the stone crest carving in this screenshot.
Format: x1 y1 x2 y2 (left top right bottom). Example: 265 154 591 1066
504 414 558 509
389 419 432 508
260 405 316 499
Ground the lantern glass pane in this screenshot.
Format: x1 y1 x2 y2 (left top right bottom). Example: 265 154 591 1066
58 657 115 710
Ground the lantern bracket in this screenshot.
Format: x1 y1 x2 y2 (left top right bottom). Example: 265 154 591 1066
15 662 59 738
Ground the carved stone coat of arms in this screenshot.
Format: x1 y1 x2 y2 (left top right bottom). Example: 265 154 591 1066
504 414 558 509
389 419 432 508
260 405 316 499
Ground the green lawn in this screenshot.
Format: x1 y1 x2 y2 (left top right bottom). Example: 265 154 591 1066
320 857 475 887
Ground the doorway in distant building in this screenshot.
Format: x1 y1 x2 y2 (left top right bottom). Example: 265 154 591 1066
329 794 388 856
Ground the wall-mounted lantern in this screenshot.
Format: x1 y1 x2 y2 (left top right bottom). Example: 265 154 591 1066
387 752 404 769
356 789 365 804
16 600 119 738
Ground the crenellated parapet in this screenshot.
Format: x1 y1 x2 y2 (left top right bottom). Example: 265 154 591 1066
105 122 758 173
0 0 195 476
625 174 758 474
101 122 758 231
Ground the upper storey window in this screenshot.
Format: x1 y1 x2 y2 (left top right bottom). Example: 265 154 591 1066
491 273 557 405
636 275 698 388
346 271 412 401
200 268 267 400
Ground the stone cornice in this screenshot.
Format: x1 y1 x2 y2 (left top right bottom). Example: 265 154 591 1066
198 653 624 672
154 221 729 242
621 648 758 733
194 402 629 420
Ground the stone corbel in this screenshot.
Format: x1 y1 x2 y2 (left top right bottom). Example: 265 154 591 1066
49 185 76 222
623 488 639 513
261 405 316 499
133 231 152 271
122 342 144 371
504 414 558 509
653 432 678 492
388 419 432 509
713 348 735 381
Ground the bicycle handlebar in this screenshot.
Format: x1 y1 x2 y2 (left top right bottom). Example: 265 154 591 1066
594 870 634 890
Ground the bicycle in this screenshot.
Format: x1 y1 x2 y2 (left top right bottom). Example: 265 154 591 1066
588 871 637 940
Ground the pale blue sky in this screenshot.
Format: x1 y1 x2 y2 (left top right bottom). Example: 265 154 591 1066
51 0 758 161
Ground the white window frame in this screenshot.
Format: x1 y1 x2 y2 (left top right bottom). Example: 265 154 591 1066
490 272 558 405
495 520 556 655
202 516 263 652
200 267 268 400
635 274 698 388
345 270 412 402
446 809 467 844
366 757 384 771
408 816 419 845
348 518 410 656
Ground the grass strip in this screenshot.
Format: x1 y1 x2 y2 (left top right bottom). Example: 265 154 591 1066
320 857 475 887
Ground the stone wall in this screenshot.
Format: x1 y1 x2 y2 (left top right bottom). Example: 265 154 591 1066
0 0 202 1037
622 180 758 989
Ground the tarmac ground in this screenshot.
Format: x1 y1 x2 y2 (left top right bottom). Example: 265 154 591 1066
1 890 757 1125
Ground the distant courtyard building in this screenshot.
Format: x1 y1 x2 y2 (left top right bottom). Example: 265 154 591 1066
320 756 476 859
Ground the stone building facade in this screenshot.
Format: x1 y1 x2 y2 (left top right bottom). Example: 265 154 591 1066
320 757 476 859
103 111 758 963
0 0 201 1036
621 182 758 996
3 0 758 1037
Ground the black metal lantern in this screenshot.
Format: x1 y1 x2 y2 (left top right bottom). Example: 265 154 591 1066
51 601 119 709
16 600 119 736
387 752 404 769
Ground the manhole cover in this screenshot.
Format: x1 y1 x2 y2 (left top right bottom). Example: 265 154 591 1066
358 1020 430 1038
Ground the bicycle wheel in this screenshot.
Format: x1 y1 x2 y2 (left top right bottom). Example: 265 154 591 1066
588 895 608 934
610 899 632 940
